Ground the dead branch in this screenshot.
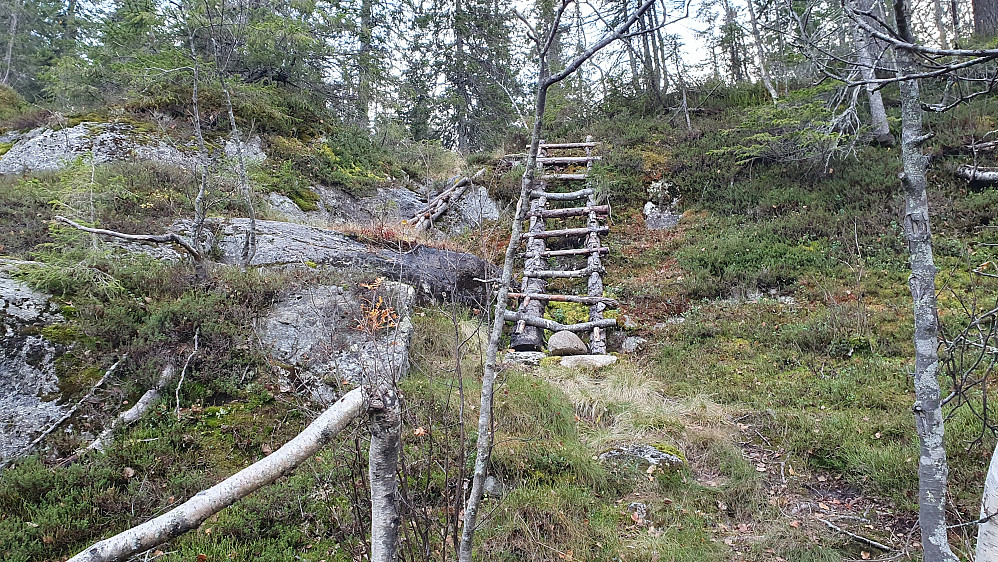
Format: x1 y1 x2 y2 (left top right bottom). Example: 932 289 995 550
87 363 177 453
54 216 203 263
816 517 895 552
67 388 365 562
956 165 998 183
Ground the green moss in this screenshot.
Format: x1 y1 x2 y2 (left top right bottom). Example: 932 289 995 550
545 301 589 325
651 441 686 463
0 141 13 156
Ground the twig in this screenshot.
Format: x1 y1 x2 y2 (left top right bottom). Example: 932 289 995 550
0 356 126 469
176 329 200 420
816 517 894 552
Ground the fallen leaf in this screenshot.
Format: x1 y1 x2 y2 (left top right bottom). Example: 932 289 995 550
861 552 871 560
197 555 208 562
261 443 273 455
818 502 830 511
413 427 428 437
789 520 800 528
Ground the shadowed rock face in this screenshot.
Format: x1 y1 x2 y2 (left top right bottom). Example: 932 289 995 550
258 282 415 403
194 218 496 307
0 273 68 463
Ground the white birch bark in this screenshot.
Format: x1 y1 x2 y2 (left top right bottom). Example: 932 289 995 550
894 1 958 559
86 364 177 453
2 0 21 86
67 389 365 562
745 0 778 102
853 0 893 144
976 441 998 561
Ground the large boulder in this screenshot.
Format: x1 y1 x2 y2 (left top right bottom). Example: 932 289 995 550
258 281 415 404
547 330 588 356
0 272 69 463
0 122 192 174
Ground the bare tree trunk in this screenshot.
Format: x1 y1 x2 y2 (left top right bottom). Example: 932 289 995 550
853 0 894 145
977 441 998 561
67 389 366 562
209 31 256 269
356 0 375 127
181 4 211 273
974 0 998 37
745 0 778 101
1 0 20 86
894 2 958 560
368 388 401 562
934 0 951 46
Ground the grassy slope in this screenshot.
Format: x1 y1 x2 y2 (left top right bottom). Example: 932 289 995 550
3 84 998 561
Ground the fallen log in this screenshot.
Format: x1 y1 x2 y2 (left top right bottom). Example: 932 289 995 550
67 388 365 562
956 165 998 183
86 364 177 453
503 311 617 333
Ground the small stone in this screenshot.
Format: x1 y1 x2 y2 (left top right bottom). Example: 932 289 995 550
621 336 647 353
122 467 135 479
547 330 588 356
621 314 639 329
484 475 504 498
643 201 681 231
504 351 546 367
560 354 618 368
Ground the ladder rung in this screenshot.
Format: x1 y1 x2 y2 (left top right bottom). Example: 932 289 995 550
536 156 601 164
530 188 593 201
522 226 608 240
503 311 617 332
523 247 609 258
530 205 609 219
507 292 619 307
533 142 601 149
538 173 588 181
524 265 603 279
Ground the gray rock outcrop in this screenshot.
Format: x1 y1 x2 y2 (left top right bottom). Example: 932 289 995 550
0 273 68 463
547 330 588 356
560 354 618 368
201 218 495 306
258 281 415 404
0 122 192 175
643 201 681 231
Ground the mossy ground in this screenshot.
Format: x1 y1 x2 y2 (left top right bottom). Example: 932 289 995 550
3 83 998 561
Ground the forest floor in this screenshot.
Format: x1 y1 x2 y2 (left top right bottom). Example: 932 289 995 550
4 86 998 561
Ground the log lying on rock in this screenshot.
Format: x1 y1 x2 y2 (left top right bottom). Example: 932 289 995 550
167 219 496 307
68 388 365 562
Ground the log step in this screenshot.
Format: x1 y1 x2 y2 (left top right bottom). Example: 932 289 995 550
539 173 588 181
522 226 608 240
530 205 610 219
503 311 617 332
535 142 601 149
508 292 619 308
530 188 593 201
536 156 601 164
524 265 604 279
523 247 609 258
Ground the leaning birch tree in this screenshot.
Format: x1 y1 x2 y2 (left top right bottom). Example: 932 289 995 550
457 1 659 559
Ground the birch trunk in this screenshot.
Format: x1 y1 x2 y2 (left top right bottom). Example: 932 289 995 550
745 0 778 102
976 441 998 561
368 388 401 562
67 389 365 562
1 0 20 86
853 0 894 145
894 1 958 559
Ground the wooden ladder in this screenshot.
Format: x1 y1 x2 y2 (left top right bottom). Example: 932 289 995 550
505 137 617 354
